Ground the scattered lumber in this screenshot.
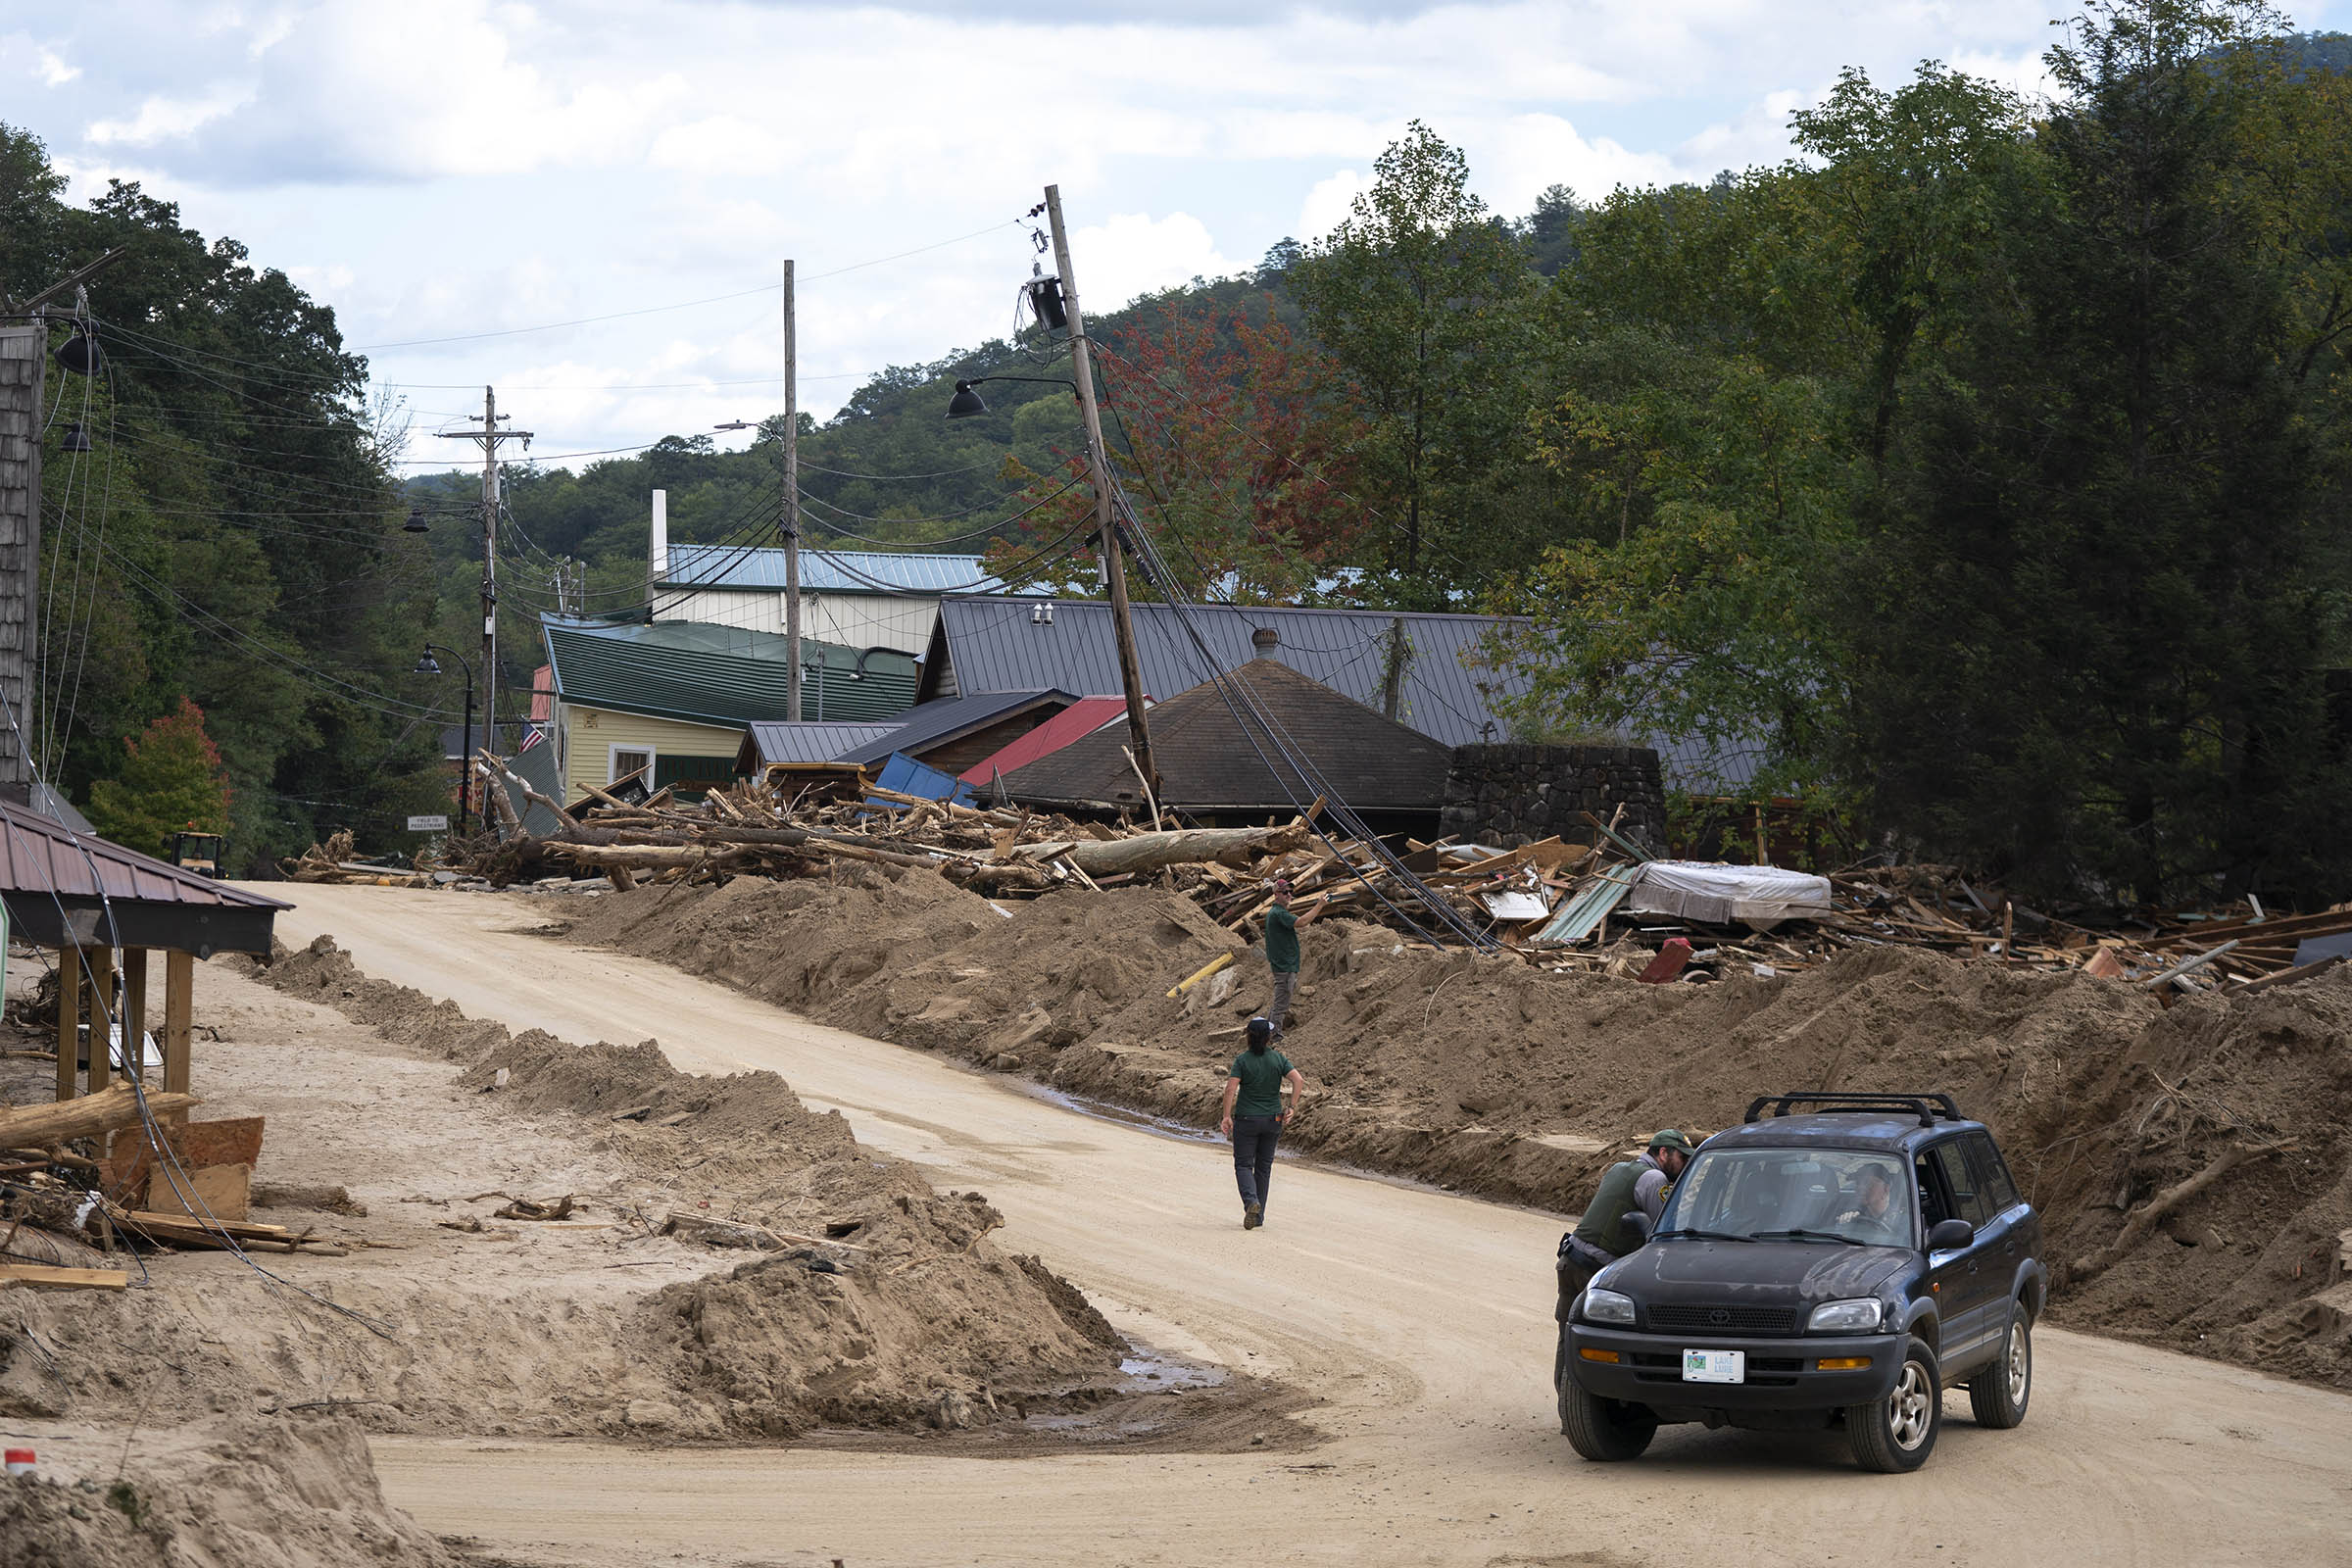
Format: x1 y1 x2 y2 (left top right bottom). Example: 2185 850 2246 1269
0 1263 128 1291
0 1083 200 1148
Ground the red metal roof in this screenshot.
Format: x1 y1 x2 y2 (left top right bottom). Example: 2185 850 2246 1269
0 799 290 910
958 696 1136 786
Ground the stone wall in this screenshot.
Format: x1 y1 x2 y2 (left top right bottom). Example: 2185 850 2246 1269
1439 743 1666 851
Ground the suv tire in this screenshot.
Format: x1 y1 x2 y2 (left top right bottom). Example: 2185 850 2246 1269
1560 1373 1657 1461
1968 1301 2033 1429
1845 1338 1941 1473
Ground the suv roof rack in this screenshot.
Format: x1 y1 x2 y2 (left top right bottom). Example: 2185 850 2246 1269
1743 1091 1964 1128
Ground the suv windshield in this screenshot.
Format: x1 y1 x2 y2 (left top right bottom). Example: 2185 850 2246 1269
1660 1148 1917 1249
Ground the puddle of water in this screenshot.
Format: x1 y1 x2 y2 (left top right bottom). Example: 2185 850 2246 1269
1118 1343 1228 1395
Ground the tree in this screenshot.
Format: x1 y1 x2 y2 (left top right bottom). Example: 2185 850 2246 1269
1292 122 1538 589
1840 0 2352 903
87 698 232 857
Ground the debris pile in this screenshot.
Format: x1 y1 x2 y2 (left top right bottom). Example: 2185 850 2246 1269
282 754 2352 997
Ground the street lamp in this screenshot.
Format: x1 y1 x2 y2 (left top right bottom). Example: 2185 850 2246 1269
415 644 476 835
944 375 1078 419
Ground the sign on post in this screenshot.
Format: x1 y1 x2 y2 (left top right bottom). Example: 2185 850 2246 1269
407 814 450 832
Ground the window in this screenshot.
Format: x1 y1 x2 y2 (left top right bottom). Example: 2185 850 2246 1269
1929 1142 1989 1228
609 746 653 785
1965 1133 2021 1213
1661 1149 1916 1248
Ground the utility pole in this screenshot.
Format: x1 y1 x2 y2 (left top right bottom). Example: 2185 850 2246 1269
1045 184 1155 792
436 389 530 834
783 260 802 722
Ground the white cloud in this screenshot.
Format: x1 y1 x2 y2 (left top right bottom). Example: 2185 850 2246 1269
1476 113 1686 212
88 84 252 146
1298 169 1369 242
1070 212 1244 312
15 0 2261 464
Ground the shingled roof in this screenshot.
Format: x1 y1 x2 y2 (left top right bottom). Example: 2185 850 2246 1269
996 660 1451 814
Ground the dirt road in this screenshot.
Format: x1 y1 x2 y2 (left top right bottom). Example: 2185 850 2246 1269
270 886 2352 1566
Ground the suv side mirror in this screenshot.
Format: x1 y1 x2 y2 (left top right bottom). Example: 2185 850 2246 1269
1622 1211 1653 1246
1927 1217 1975 1251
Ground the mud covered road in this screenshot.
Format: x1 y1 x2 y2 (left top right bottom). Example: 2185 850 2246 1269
272 886 2352 1567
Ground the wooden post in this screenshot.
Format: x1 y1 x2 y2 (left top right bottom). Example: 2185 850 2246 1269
123 948 147 1080
85 946 113 1093
162 950 193 1126
54 942 78 1101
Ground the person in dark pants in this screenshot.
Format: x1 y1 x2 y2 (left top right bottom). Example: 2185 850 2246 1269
1218 1015 1304 1229
1260 879 1326 1035
1554 1130 1695 1394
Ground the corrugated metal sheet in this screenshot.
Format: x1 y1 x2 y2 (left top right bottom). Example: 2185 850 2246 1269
870 752 978 806
832 689 1074 766
662 545 1042 596
931 598 1521 750
742 720 905 766
0 799 289 910
930 597 1766 792
543 617 918 727
957 697 1130 785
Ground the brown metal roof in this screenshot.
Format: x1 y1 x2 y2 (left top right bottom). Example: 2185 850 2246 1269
997 659 1453 814
0 799 288 909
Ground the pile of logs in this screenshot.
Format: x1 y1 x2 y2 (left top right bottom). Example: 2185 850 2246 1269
452 750 1316 899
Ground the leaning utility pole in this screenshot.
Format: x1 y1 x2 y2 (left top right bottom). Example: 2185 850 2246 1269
782 260 803 722
436 389 530 832
1044 184 1156 792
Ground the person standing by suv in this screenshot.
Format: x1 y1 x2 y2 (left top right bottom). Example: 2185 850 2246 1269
1557 1131 1695 1315
1219 1016 1304 1229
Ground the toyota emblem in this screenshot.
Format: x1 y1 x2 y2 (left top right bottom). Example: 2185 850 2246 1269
1707 1309 1731 1326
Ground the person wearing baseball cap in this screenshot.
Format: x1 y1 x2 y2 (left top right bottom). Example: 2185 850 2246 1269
1553 1130 1697 1388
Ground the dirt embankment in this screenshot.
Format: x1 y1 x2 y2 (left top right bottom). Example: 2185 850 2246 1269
0 1415 466 1568
562 868 2352 1390
0 936 1128 1447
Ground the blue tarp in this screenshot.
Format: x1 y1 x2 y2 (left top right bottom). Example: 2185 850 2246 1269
869 751 978 808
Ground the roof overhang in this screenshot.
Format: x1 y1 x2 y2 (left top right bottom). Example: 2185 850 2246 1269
3 891 282 957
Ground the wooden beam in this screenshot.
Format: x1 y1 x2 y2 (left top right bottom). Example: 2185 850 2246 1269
0 1264 129 1292
122 950 147 1081
0 1082 199 1146
55 943 78 1102
85 946 114 1094
162 949 193 1127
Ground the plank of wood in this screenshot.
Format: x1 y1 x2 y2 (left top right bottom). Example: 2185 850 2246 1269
144 1161 252 1223
0 1264 128 1291
0 1084 201 1150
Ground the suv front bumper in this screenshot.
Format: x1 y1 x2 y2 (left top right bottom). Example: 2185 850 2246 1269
1567 1323 1904 1411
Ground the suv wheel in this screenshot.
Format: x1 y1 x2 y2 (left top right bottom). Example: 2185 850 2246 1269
1968 1301 2033 1429
1845 1338 1941 1473
1560 1373 1657 1461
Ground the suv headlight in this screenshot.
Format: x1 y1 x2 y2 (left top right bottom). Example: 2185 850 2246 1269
1582 1288 1637 1326
1807 1298 1884 1334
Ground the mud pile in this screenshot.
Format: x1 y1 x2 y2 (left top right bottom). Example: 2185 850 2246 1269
4 937 1125 1443
0 1416 465 1568
564 880 2352 1389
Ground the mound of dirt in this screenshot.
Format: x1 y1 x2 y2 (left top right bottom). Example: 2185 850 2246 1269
561 868 999 1011
0 1415 464 1568
569 879 2352 1389
9 936 1127 1444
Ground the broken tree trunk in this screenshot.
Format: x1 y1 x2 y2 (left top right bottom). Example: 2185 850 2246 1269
2069 1141 2291 1285
0 1084 200 1148
1060 823 1308 877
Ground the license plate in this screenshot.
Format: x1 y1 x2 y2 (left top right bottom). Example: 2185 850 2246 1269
1683 1348 1745 1384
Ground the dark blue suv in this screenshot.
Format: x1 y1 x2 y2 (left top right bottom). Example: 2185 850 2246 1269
1559 1093 2047 1472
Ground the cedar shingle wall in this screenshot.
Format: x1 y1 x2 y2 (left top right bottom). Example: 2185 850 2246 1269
0 327 43 796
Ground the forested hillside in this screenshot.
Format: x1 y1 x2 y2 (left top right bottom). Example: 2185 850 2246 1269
10 0 2351 906
1 126 447 870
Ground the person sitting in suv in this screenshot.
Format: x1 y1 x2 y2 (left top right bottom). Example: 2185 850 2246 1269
1834 1161 1906 1246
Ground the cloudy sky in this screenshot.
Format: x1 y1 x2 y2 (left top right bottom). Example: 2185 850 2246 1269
8 0 2345 467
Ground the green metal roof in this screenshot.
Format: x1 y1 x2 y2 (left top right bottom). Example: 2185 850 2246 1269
543 618 919 727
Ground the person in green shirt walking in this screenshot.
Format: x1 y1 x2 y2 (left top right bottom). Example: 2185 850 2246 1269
1260 878 1326 1035
1219 1015 1305 1229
